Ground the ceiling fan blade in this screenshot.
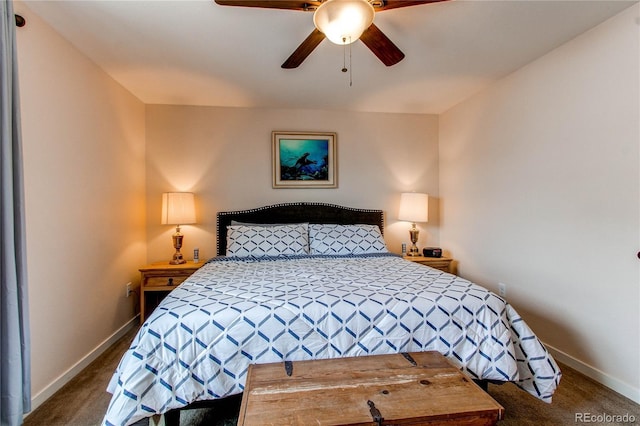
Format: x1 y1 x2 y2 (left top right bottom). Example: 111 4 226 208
359 23 405 67
375 0 449 12
214 0 321 11
282 28 325 69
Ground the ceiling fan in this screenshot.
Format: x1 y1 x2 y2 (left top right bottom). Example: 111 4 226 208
213 0 448 69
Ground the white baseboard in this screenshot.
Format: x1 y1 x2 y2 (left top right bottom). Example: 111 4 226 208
27 315 140 414
545 342 640 404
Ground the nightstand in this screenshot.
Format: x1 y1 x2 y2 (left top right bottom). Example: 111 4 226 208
139 261 204 324
403 255 454 274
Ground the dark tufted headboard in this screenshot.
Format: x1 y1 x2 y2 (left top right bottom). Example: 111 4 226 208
216 202 384 256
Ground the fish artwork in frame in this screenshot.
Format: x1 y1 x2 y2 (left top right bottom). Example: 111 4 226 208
272 131 337 188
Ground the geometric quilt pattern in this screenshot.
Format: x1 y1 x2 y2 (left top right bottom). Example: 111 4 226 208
309 224 388 255
104 254 561 426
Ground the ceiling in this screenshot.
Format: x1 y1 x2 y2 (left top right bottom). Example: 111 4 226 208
17 0 636 114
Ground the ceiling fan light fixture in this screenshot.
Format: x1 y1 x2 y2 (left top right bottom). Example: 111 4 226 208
313 0 375 45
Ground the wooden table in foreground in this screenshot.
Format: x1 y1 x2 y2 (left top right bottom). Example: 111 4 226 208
239 351 504 425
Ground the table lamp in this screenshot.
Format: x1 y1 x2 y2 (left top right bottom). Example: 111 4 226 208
161 192 196 264
398 192 429 257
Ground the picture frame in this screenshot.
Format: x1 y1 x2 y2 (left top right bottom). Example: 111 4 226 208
272 131 337 188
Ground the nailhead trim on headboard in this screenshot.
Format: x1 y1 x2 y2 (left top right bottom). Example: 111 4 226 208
216 202 384 256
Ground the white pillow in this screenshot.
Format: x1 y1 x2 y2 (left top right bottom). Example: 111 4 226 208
309 224 388 255
226 223 309 257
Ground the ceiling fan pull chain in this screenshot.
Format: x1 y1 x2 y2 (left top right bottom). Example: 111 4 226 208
349 39 353 87
340 36 353 87
342 37 348 73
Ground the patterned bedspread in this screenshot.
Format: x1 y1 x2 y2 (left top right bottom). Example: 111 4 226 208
104 254 561 426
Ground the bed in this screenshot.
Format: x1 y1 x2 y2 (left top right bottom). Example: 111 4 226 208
103 202 561 426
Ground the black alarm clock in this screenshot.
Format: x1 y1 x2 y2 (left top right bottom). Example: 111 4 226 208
423 247 442 258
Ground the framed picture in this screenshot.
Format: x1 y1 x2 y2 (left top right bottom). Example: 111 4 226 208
272 131 337 188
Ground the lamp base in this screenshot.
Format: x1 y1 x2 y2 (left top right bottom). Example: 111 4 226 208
169 251 186 265
169 227 187 265
406 223 420 256
406 245 421 257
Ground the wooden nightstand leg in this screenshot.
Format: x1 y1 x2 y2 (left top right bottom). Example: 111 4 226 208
140 288 145 324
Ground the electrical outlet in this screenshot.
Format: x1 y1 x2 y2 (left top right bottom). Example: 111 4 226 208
126 282 132 298
498 282 507 297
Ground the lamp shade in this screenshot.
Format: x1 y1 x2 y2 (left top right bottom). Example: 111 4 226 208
161 192 196 225
398 193 429 223
313 0 375 45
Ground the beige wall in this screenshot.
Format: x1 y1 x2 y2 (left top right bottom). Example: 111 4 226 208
145 105 440 263
439 4 639 402
15 3 147 405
